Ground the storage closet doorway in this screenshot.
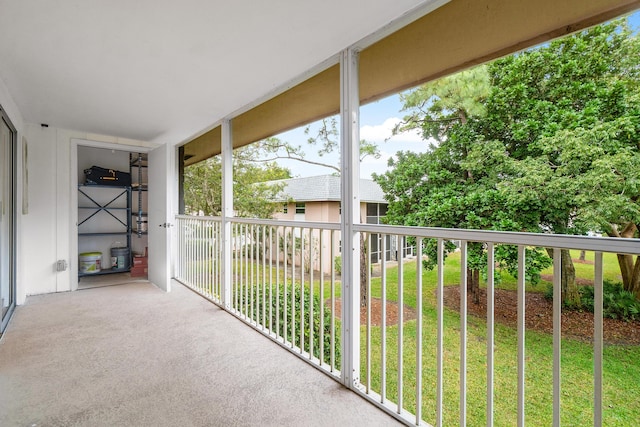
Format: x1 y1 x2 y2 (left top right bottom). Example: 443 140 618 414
72 140 149 290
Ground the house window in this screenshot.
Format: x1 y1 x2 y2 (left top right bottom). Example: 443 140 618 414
295 202 305 214
366 203 387 225
283 203 288 214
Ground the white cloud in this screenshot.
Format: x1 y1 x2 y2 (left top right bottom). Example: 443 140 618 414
360 117 424 144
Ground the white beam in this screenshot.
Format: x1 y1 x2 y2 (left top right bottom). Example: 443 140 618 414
221 120 233 309
340 48 361 390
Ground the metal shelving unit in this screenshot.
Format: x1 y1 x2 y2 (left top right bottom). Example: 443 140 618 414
78 184 131 277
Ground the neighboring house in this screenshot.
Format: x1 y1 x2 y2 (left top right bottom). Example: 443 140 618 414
268 175 413 271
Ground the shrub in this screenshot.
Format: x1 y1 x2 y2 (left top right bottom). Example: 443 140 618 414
546 280 640 322
238 282 340 367
544 283 554 301
334 255 342 275
580 281 640 321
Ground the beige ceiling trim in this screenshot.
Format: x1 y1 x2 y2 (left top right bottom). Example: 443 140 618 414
184 0 640 166
360 0 640 103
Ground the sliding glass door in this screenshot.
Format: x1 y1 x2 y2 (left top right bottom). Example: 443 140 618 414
0 106 16 334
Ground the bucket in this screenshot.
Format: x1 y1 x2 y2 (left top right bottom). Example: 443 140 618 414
79 252 102 274
110 246 130 270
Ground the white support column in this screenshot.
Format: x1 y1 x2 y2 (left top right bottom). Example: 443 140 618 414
221 119 233 309
340 48 361 390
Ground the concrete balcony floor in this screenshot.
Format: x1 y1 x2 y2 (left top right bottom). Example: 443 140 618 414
0 281 399 426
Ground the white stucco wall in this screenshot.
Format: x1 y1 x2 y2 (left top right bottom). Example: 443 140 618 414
19 125 154 301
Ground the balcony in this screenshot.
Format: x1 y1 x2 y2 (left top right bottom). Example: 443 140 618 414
0 280 398 426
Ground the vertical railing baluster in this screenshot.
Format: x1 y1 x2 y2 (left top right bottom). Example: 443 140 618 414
291 227 296 348
594 251 604 427
517 245 526 427
487 242 495 427
284 226 289 346
309 228 315 360
200 219 205 294
282 228 293 342
262 225 267 330
301 227 306 353
416 237 423 425
319 229 325 366
244 224 249 318
215 220 218 299
436 238 444 427
208 220 212 297
381 234 387 404
234 223 239 311
269 226 274 333
366 232 372 394
189 218 193 287
397 234 404 414
202 221 206 294
250 224 255 323
460 240 468 426
176 218 180 279
553 248 561 427
217 220 222 301
276 226 281 340
185 218 190 287
191 218 195 289
196 219 201 294
330 229 336 372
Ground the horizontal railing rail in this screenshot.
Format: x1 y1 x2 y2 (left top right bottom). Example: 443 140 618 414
175 214 640 427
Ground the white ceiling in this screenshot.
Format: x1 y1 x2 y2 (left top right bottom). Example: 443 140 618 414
0 0 429 145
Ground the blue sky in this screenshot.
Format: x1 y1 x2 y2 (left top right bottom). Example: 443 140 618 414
275 10 640 180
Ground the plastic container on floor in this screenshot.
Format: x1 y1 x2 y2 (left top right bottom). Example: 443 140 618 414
79 252 102 274
110 246 130 271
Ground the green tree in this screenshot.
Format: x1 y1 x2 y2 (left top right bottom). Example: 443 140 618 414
491 20 640 300
184 151 290 218
376 66 550 303
378 19 640 306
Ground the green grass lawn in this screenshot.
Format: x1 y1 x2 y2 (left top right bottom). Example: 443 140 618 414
363 250 640 426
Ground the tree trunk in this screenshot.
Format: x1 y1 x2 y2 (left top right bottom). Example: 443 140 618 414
632 258 640 300
561 249 580 306
467 267 480 305
617 253 635 288
619 254 640 299
606 222 640 297
545 248 580 306
579 250 586 261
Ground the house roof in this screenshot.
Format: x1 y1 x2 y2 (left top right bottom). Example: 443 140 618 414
269 175 386 204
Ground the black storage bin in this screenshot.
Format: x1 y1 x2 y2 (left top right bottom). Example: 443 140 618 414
84 166 131 187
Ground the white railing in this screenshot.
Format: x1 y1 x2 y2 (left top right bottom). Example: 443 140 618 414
175 215 343 378
175 215 640 427
175 215 222 303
